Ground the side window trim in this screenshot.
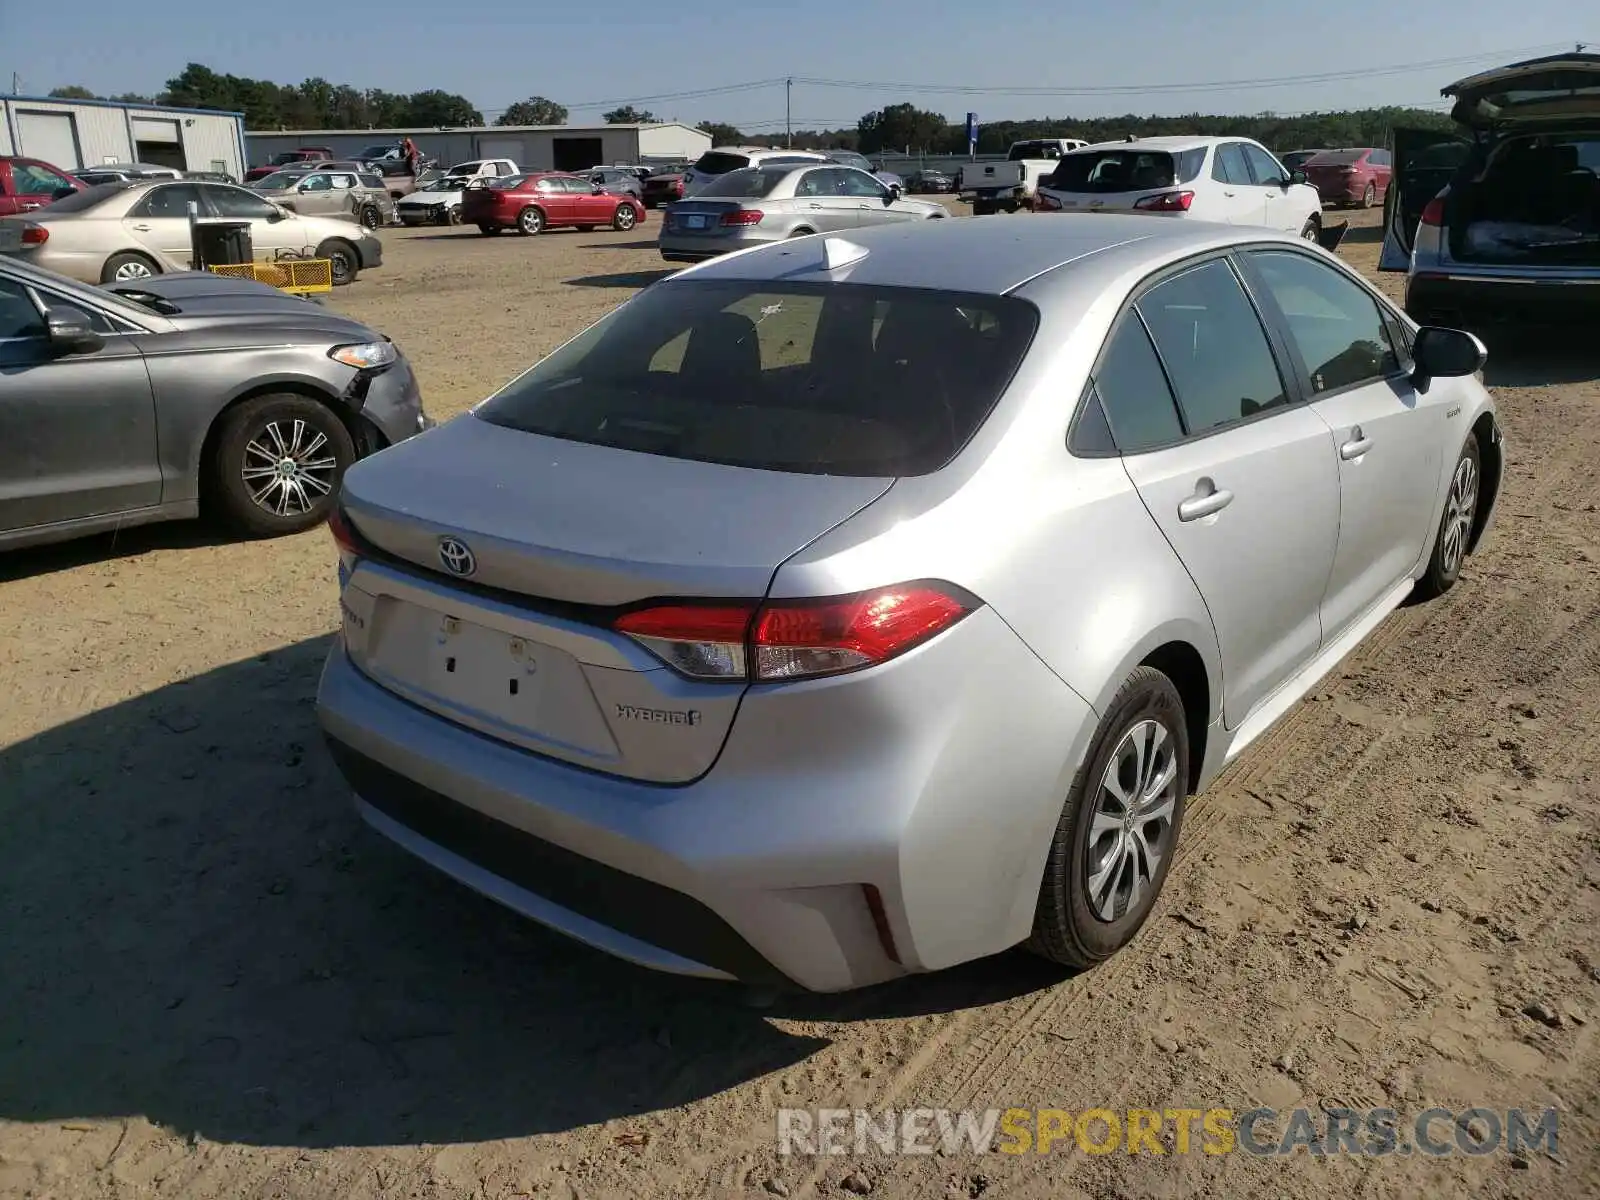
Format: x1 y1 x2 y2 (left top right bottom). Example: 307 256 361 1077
1233 244 1413 404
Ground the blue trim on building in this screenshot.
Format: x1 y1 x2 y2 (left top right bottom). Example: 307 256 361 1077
0 93 246 119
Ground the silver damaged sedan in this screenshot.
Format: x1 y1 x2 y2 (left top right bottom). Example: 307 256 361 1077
318 215 1504 992
659 162 945 263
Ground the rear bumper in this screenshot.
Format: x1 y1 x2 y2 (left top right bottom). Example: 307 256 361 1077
315 605 1096 993
659 229 778 262
1406 272 1600 325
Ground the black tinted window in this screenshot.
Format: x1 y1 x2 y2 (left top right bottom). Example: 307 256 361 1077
1137 260 1287 434
45 182 135 213
204 185 278 220
1248 251 1399 392
0 277 45 339
1243 144 1287 186
474 280 1039 477
132 184 204 218
1092 314 1184 452
1175 148 1207 183
692 151 750 175
1211 143 1251 185
1048 150 1177 192
701 166 788 198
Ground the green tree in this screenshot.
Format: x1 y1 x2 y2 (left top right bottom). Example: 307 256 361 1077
697 121 742 144
603 105 656 124
400 89 483 127
499 96 568 126
48 85 98 100
856 103 948 155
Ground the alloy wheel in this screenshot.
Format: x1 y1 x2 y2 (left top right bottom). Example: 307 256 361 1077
1440 454 1479 578
114 259 153 280
1085 718 1180 922
241 418 338 516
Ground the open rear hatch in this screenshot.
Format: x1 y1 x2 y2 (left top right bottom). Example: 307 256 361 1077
335 414 892 784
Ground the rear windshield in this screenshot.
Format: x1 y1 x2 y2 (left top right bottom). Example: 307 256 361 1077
41 182 132 213
1306 150 1364 165
694 166 791 198
1047 149 1187 192
474 279 1040 477
692 151 750 175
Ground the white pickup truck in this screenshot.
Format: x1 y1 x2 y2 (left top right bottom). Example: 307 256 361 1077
957 138 1089 213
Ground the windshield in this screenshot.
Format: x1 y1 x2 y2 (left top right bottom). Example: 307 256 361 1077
691 151 750 176
694 166 791 198
416 178 460 193
649 164 686 177
1009 141 1065 160
1046 149 1179 192
358 145 396 159
448 162 482 175
253 172 300 190
473 279 1039 477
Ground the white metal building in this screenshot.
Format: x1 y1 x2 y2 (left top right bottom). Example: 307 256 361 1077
245 123 711 173
0 95 247 178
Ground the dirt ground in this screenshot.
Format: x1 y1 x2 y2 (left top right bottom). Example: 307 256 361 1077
2 204 1597 1200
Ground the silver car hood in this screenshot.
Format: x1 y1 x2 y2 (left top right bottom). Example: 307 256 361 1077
104 272 379 335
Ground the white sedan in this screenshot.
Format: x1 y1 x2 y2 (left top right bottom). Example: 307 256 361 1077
1036 136 1332 245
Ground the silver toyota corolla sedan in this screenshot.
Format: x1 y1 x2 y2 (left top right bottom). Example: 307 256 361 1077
318 216 1504 993
659 163 945 262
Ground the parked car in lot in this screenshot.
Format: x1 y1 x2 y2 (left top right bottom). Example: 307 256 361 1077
0 252 428 550
0 156 83 216
183 170 239 185
907 168 955 194
642 164 691 208
314 214 1502 992
959 138 1088 213
682 146 828 196
659 162 943 262
249 168 397 231
1301 147 1392 208
1380 51 1600 329
398 176 471 226
1036 137 1332 244
245 148 336 183
461 172 645 235
73 162 183 186
823 148 905 192
585 167 645 202
1277 149 1329 174
1 179 383 286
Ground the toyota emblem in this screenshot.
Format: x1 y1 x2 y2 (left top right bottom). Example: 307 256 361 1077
438 536 477 577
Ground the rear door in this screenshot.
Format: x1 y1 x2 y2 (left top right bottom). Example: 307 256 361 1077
123 182 206 265
1379 128 1472 270
533 177 570 223
1111 256 1341 726
0 272 161 532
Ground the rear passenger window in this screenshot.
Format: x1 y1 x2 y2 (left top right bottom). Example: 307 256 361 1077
1091 313 1184 452
1247 250 1400 392
1137 260 1288 434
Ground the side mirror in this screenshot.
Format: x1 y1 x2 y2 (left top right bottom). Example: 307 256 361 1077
45 310 104 356
1411 326 1487 390
1289 169 1308 187
266 207 288 223
888 183 903 200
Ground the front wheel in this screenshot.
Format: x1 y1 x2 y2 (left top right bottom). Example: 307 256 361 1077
1300 216 1321 243
316 239 358 286
1414 433 1481 600
1029 666 1189 969
517 206 544 235
612 204 637 231
359 205 382 231
209 394 357 537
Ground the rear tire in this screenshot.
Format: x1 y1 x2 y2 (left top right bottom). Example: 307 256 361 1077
101 251 159 283
1300 215 1321 244
209 394 357 537
316 238 359 286
1029 666 1189 969
1414 433 1481 600
972 201 997 216
516 206 544 236
477 223 501 236
1361 182 1377 209
359 205 382 231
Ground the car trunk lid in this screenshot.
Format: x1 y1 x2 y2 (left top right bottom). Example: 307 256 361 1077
1445 53 1600 129
663 199 752 236
335 413 893 783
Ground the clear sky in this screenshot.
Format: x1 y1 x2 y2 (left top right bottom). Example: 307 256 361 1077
3 0 1595 131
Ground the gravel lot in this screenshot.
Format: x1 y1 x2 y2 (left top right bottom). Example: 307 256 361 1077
2 205 1597 1200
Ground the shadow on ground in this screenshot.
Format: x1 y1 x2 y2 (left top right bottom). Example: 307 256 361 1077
0 520 237 583
1480 333 1600 387
565 270 677 290
0 638 1061 1148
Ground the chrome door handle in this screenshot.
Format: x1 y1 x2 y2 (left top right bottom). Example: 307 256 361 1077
808 203 823 209
1177 480 1234 522
130 223 152 231
19 202 41 211
1340 429 1374 460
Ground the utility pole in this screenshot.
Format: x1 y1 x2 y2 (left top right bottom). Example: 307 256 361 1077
10 73 20 95
785 78 792 148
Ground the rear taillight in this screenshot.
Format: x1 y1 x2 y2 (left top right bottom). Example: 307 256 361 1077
21 224 47 245
720 209 764 226
1420 198 1446 227
1133 190 1194 212
328 505 362 579
673 179 684 195
1036 193 1062 211
613 583 976 682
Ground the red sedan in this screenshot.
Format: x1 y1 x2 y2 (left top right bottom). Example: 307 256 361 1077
1300 147 1392 208
461 172 646 236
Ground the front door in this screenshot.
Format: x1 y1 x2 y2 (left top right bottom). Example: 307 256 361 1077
122 182 207 267
201 184 304 256
1243 142 1299 233
793 167 861 232
1378 128 1472 271
1116 257 1341 726
1241 247 1444 639
569 177 615 223
838 168 913 226
1209 143 1266 225
0 274 160 533
5 159 79 216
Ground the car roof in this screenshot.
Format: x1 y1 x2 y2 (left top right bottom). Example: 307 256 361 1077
676 212 1303 297
1077 135 1231 153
